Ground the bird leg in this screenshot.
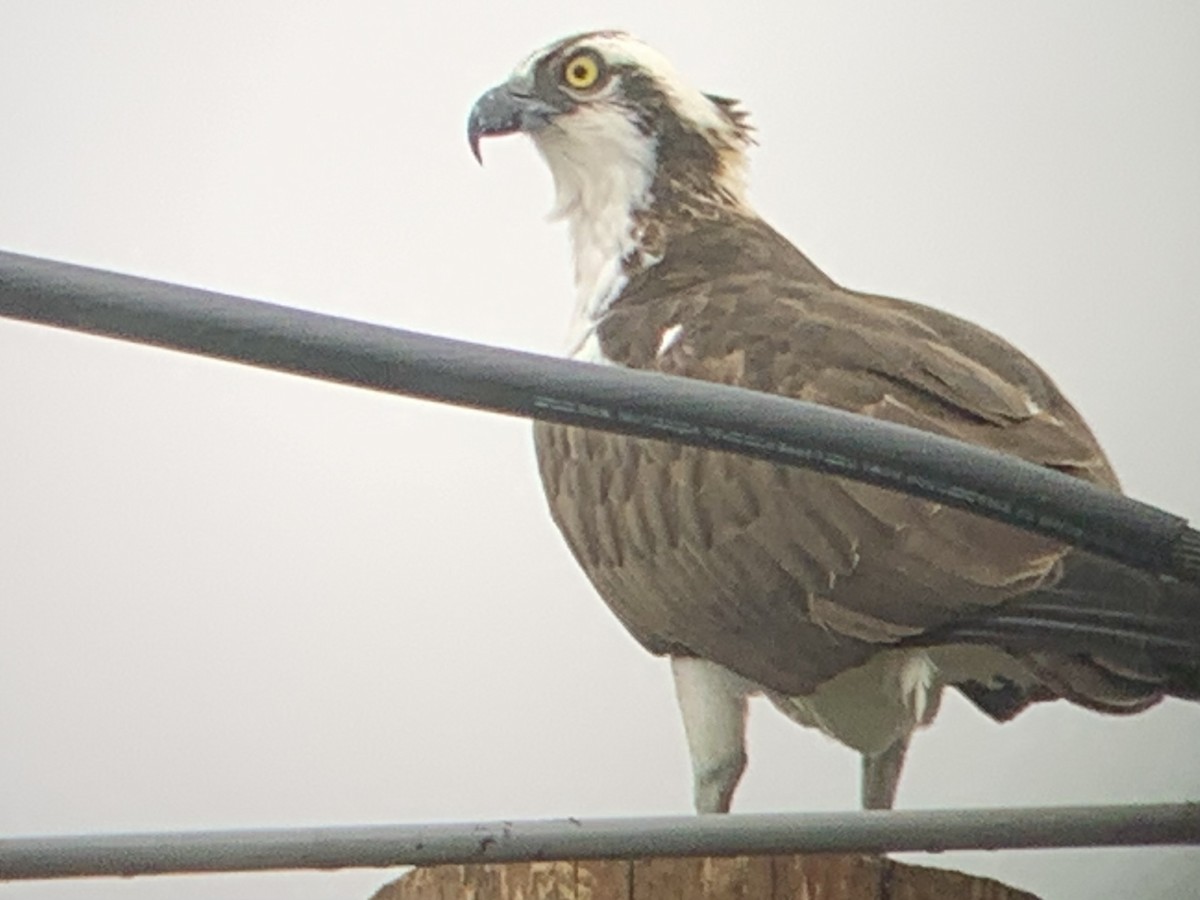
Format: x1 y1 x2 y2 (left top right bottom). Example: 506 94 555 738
860 733 910 810
670 656 754 813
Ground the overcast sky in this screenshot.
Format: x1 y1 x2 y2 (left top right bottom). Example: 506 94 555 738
1 3 1197 899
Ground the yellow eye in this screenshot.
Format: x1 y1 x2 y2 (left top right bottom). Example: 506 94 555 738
562 53 601 90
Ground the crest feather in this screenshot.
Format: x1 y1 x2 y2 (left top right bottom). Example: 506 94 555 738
705 94 756 146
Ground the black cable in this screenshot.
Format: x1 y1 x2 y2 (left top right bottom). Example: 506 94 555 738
1 249 1197 584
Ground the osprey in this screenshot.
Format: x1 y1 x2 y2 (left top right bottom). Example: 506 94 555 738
468 31 1199 812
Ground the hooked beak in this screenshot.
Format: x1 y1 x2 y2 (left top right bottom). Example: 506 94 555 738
467 81 558 163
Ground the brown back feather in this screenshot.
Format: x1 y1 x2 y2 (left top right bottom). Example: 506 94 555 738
535 213 1127 697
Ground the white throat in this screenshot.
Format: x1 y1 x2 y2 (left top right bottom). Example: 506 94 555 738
533 112 658 361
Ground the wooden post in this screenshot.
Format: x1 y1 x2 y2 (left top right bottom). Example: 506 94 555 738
369 855 1040 900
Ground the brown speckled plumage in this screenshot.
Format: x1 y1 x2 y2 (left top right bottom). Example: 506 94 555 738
533 212 1142 703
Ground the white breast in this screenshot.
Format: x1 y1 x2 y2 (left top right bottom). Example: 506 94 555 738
531 108 659 364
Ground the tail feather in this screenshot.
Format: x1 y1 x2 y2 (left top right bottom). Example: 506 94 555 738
914 551 1200 713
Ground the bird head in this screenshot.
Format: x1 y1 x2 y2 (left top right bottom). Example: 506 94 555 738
468 31 754 227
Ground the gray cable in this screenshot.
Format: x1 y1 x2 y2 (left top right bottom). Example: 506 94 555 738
1 804 1197 880
1 249 1196 583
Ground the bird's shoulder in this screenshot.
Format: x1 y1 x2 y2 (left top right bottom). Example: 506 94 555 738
598 214 1118 489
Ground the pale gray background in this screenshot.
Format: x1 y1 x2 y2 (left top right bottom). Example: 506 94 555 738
1 3 1197 899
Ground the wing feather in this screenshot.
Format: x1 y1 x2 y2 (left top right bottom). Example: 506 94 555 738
534 216 1123 695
